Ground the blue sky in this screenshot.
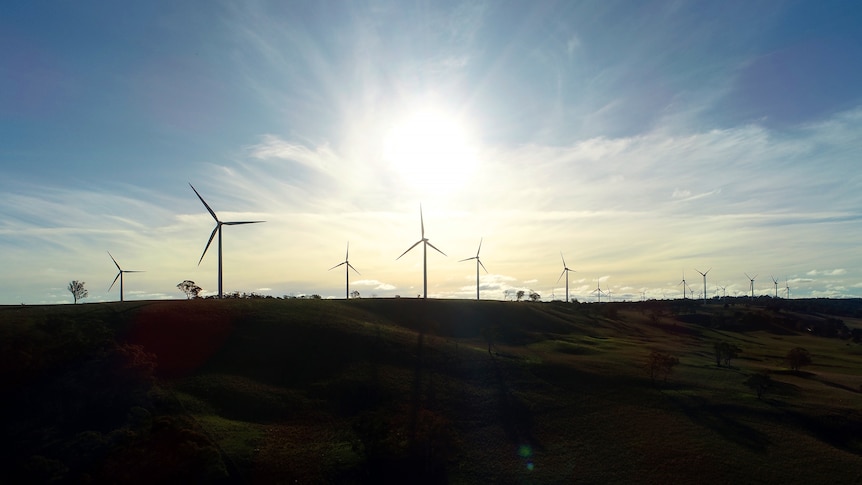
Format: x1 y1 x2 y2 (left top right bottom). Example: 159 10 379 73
2 0 861 304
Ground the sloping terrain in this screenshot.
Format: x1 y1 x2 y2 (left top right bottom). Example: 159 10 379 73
1 298 861 483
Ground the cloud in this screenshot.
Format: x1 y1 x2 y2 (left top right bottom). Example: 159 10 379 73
353 279 397 291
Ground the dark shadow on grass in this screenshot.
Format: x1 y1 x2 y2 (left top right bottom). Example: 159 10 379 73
666 394 771 452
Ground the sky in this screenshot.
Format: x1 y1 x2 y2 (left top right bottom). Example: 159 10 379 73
2 0 862 304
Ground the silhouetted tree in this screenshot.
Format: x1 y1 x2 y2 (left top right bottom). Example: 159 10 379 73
713 341 742 367
67 280 88 304
744 372 772 399
645 350 679 383
786 347 812 371
177 280 202 299
528 291 541 302
516 290 525 302
350 290 360 299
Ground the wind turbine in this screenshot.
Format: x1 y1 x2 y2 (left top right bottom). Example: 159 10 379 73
771 275 779 298
107 251 143 302
695 268 711 303
190 183 265 299
592 278 605 303
785 279 791 299
397 205 446 299
460 238 488 301
329 242 361 299
678 271 688 299
556 252 575 303
745 273 757 298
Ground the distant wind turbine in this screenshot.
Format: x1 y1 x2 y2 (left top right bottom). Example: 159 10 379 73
397 204 446 299
460 238 488 301
190 183 265 299
107 251 143 302
329 242 361 299
556 252 575 303
771 275 779 298
679 271 688 299
745 273 758 298
695 268 711 303
592 278 605 303
785 279 791 299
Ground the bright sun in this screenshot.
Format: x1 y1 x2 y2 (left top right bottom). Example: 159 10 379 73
383 107 478 194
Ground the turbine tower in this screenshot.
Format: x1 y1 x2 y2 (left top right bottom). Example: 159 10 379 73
459 238 488 301
771 275 779 298
329 242 360 299
190 183 265 299
745 273 758 298
397 204 446 299
107 251 143 302
556 252 575 303
785 279 791 299
695 268 711 303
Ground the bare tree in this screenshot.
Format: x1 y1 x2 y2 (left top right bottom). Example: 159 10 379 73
516 290 525 302
68 280 88 304
350 290 361 299
177 280 202 299
529 291 541 302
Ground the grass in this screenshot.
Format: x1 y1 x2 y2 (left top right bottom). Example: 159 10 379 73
2 297 862 483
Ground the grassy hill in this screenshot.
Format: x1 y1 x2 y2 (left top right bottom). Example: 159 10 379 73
1 298 861 483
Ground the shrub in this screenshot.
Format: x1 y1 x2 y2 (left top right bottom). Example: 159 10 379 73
645 351 679 383
785 347 812 371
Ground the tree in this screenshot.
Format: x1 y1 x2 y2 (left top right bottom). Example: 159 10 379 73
350 290 361 299
744 372 772 399
713 341 742 367
177 280 202 299
68 280 88 304
645 350 679 383
786 347 812 371
529 291 541 302
516 290 525 302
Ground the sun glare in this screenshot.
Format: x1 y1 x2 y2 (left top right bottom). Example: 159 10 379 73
383 108 478 194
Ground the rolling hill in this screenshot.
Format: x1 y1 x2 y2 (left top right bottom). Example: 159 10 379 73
1 297 861 483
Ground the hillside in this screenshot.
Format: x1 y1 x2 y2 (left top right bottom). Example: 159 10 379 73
1 298 861 483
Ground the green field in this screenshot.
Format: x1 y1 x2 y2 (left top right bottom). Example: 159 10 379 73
2 298 861 483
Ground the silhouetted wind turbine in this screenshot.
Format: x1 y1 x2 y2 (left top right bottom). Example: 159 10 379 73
679 271 688 299
695 268 711 303
190 183 265 299
592 278 605 303
329 242 361 299
745 273 757 298
397 205 446 299
556 252 575 303
460 238 487 301
771 275 779 298
107 251 143 302
785 279 791 299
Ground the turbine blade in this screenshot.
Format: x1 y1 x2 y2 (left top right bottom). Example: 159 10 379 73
329 261 347 271
347 262 360 275
109 272 121 292
345 241 350 260
426 240 446 256
396 240 422 260
556 269 566 284
476 237 483 257
458 256 477 263
108 251 121 271
189 183 219 222
478 259 488 273
125 270 145 273
560 251 567 268
419 204 425 239
223 220 265 225
199 225 219 265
